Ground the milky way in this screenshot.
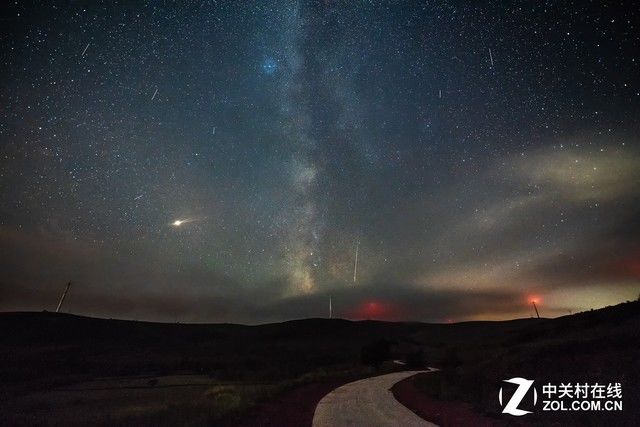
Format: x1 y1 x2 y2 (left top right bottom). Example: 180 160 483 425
1 1 639 323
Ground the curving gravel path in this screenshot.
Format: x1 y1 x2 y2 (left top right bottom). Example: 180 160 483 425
312 369 439 427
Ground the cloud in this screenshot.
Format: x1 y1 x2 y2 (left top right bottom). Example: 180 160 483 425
0 226 250 320
513 145 640 202
249 283 536 323
403 141 640 308
0 226 542 323
1 138 638 324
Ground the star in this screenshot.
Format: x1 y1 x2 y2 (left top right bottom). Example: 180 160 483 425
262 57 278 75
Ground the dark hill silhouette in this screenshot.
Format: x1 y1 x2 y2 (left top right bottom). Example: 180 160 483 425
0 301 638 426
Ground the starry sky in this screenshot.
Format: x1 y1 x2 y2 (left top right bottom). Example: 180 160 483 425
1 1 639 323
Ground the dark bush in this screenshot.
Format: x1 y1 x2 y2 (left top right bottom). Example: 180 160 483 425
361 339 392 369
406 349 426 368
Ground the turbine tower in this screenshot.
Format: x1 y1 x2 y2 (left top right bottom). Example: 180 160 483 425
353 241 359 283
531 299 540 319
56 282 72 313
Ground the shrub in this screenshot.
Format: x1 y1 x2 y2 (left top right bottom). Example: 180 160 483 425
361 339 392 370
406 349 426 368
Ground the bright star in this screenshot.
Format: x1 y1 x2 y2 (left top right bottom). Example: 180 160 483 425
262 58 278 75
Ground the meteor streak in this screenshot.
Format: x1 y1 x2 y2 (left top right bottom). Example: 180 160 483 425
170 217 205 227
171 219 194 227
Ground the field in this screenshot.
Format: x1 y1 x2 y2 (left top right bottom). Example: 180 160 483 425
0 301 638 426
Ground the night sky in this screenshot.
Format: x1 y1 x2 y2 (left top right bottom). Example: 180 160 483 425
1 1 639 323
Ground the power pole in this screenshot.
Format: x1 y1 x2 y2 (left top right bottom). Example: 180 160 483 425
329 295 332 319
56 282 72 313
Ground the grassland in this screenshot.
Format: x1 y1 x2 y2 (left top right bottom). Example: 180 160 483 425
1 301 638 426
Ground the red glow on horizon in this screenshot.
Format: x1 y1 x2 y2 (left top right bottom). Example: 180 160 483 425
346 299 399 320
611 252 640 279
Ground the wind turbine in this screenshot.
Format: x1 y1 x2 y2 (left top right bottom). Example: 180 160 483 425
353 241 359 284
56 282 72 313
530 298 540 319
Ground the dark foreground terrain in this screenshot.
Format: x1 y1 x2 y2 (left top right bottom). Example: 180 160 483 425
393 300 640 426
0 301 638 426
